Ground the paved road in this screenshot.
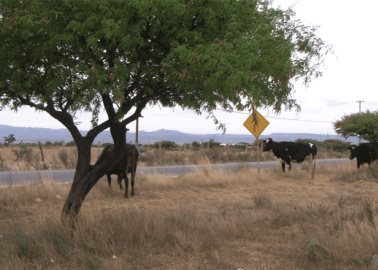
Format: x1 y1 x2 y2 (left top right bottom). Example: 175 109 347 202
0 159 350 187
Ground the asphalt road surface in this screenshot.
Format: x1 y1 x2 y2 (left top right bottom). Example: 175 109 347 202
0 159 350 187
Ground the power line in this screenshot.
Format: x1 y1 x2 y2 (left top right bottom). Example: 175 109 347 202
265 115 332 123
215 108 333 124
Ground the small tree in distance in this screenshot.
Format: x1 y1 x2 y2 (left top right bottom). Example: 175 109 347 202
334 111 378 142
3 134 16 146
0 0 328 220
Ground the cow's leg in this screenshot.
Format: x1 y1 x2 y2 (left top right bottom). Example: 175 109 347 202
130 169 136 196
117 173 124 190
107 174 112 187
308 157 315 180
287 161 294 177
124 174 129 198
280 160 286 173
357 160 361 169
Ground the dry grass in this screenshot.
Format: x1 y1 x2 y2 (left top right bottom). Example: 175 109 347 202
1 162 378 269
0 145 348 170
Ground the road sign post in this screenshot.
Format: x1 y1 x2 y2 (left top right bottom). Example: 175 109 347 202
243 110 270 179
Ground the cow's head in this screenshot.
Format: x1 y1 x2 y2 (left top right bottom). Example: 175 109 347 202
262 138 273 152
347 145 357 160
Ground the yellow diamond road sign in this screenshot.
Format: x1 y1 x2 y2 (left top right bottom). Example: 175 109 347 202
243 110 270 138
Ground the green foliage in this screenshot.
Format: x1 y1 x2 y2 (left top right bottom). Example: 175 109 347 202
3 134 16 146
191 141 201 148
12 144 33 164
202 139 221 148
294 139 350 152
295 139 320 146
65 141 76 146
0 0 329 214
323 139 350 152
154 141 178 150
0 0 328 133
334 111 378 142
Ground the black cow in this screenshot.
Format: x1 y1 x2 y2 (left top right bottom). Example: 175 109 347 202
348 143 378 169
90 143 139 198
262 138 317 179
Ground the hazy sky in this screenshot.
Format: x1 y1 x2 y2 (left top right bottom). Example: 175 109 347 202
1 0 377 136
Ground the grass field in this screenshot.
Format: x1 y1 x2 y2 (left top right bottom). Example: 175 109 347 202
1 162 378 269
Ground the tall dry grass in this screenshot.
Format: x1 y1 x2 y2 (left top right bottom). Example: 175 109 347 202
0 144 349 171
1 162 378 269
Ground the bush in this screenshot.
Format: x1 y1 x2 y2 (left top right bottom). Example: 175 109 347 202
201 139 221 149
12 143 41 170
323 139 350 152
191 141 201 148
0 153 9 171
153 141 178 150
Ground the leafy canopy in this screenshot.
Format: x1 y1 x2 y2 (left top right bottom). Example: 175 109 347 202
0 0 328 137
334 111 378 142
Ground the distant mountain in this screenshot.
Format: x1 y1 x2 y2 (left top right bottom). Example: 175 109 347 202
0 124 359 145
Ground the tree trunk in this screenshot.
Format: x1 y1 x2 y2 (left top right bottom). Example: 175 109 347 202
61 123 127 222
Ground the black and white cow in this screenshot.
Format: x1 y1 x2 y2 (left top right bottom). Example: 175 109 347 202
262 138 317 179
348 143 378 169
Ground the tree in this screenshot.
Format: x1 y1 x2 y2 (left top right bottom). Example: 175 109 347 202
3 134 16 146
191 141 201 148
153 141 178 150
0 0 328 220
334 111 378 142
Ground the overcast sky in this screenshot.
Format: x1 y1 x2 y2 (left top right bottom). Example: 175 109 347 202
0 0 377 136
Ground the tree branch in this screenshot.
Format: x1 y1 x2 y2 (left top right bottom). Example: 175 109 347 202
86 119 111 143
45 101 83 143
122 97 149 126
101 93 116 121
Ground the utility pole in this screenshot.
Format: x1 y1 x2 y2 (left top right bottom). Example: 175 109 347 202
357 100 364 143
356 100 364 114
135 117 139 148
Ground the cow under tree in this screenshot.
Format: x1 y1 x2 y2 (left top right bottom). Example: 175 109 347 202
92 144 139 198
262 138 317 179
348 143 378 169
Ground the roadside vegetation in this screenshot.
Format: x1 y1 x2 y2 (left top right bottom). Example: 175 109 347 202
0 163 378 269
0 139 351 171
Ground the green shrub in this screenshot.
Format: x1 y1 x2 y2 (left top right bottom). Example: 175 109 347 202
153 141 178 150
13 228 41 260
47 231 70 259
